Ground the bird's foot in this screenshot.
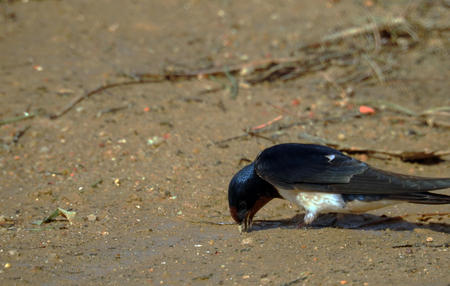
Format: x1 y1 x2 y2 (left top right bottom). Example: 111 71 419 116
297 212 316 229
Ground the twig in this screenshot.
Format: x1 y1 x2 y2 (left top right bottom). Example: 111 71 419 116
224 70 239 98
363 55 385 84
214 134 249 147
369 100 417 116
185 220 234 226
0 112 35 126
298 132 450 162
369 15 382 53
246 51 353 84
344 147 450 161
250 115 283 131
356 100 450 118
136 57 292 80
420 106 450 116
96 105 129 117
246 131 277 144
50 55 320 119
392 243 449 249
13 125 31 144
419 118 450 129
49 79 161 119
215 112 362 146
356 101 450 128
297 17 408 50
281 276 308 286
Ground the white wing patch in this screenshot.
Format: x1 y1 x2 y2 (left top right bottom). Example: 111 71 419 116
325 154 336 162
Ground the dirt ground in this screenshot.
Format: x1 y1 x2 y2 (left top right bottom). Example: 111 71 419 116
1 0 449 285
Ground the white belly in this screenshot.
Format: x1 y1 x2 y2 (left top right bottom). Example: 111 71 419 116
278 189 397 214
278 189 346 214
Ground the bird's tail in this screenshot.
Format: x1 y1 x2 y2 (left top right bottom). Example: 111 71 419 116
365 167 450 192
386 192 450 204
373 169 450 204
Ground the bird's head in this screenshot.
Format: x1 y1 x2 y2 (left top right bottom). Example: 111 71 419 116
228 163 280 233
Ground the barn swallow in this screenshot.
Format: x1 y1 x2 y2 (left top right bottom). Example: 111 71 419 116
228 143 450 232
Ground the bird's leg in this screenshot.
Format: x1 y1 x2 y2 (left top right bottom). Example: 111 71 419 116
303 211 317 224
298 211 317 228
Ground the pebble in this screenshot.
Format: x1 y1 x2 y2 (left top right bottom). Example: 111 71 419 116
87 214 97 222
39 146 50 153
241 238 253 245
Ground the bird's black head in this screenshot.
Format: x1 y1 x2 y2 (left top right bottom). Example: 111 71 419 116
228 163 280 232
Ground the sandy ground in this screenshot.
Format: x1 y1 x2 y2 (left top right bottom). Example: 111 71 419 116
0 1 449 285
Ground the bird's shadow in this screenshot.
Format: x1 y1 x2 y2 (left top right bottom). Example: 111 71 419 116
250 213 450 233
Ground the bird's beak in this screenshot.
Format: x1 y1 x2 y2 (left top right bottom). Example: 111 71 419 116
238 212 253 233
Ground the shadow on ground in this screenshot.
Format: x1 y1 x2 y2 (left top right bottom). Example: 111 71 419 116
251 213 450 233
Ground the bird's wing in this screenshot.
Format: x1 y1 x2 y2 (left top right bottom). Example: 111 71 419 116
254 143 450 195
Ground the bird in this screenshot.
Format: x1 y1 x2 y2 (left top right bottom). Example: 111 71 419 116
228 143 450 232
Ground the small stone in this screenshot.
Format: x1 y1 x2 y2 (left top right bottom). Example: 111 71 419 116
426 237 433 242
87 214 97 222
147 136 164 147
8 250 17 256
241 238 253 245
337 133 346 141
4 263 11 269
39 146 50 153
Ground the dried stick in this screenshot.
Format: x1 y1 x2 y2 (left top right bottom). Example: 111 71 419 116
0 112 35 126
13 125 31 144
215 112 362 146
298 132 450 161
297 17 409 50
49 79 161 119
250 115 283 131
